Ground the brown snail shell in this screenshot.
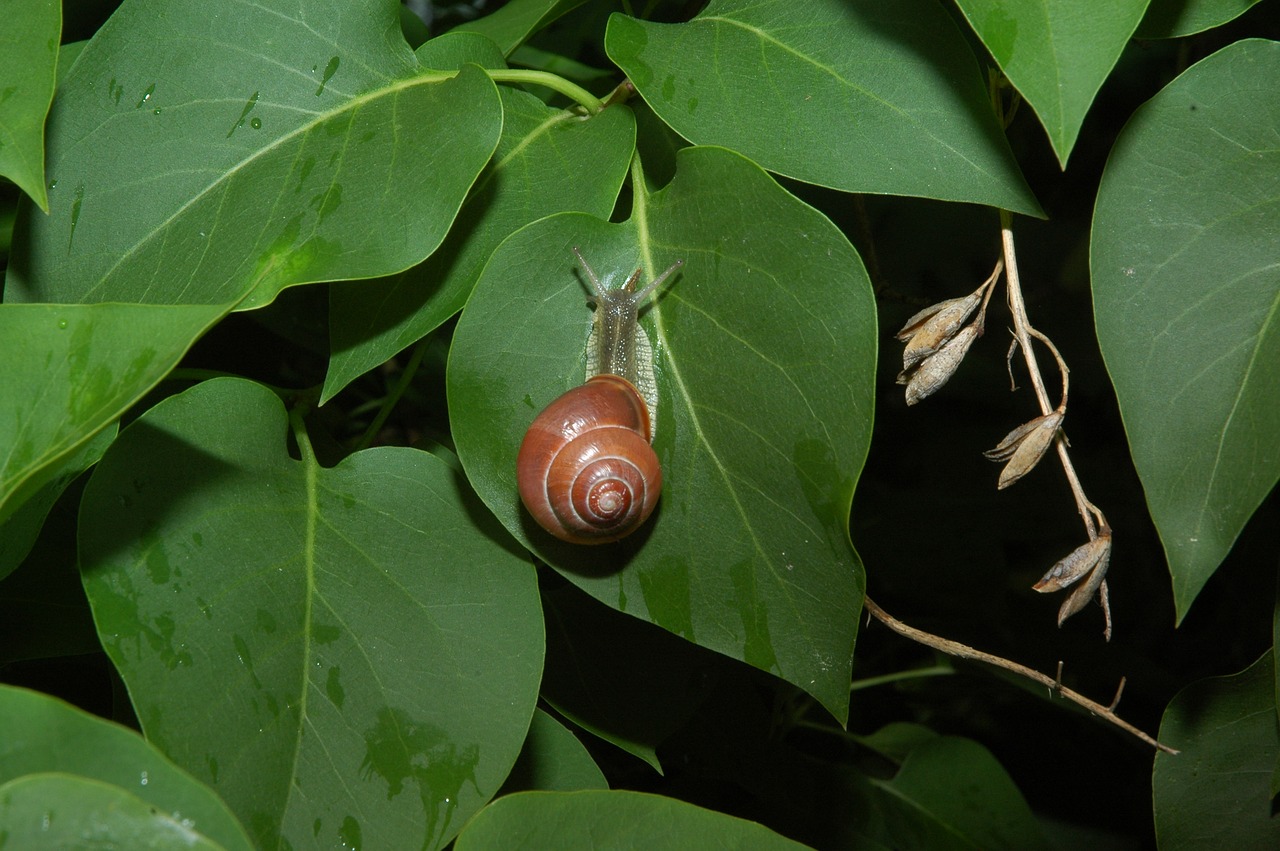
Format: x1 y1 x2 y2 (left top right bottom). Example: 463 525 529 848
516 374 661 544
516 249 682 545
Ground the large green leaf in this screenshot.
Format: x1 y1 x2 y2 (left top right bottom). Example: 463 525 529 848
0 0 59 212
1091 39 1280 621
323 42 634 402
605 0 1041 216
0 685 253 851
1153 653 1280 849
448 146 873 723
78 378 544 851
872 736 1051 850
1137 0 1264 38
453 790 811 850
952 0 1149 166
0 303 226 529
4 0 501 310
0 774 227 850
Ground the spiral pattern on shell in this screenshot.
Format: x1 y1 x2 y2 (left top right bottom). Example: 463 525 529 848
517 374 662 544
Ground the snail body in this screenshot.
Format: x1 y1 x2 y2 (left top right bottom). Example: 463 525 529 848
516 249 683 544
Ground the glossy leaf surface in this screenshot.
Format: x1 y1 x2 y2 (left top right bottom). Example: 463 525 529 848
78 378 543 851
5 0 501 310
953 0 1149 165
0 685 253 851
0 774 226 850
1153 653 1280 849
0 0 59 211
449 146 873 723
0 303 224 529
453 790 811 850
1092 40 1280 620
605 0 1041 215
324 72 634 401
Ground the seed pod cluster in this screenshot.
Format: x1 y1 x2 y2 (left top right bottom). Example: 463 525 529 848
895 289 986 405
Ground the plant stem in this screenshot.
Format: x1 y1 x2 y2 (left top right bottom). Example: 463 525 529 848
999 212 1097 539
486 69 606 113
863 596 1178 754
353 336 430 452
850 664 955 692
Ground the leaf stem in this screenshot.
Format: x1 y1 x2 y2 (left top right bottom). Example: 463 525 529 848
863 596 1178 754
353 335 430 452
486 69 606 113
849 664 955 692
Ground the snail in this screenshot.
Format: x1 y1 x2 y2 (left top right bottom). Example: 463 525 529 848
516 247 683 544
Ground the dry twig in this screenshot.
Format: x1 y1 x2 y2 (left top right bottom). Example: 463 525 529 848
863 596 1178 755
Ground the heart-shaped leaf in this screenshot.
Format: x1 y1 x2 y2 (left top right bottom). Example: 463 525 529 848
952 0 1149 166
5 0 502 310
605 0 1041 215
324 67 635 402
1091 39 1280 621
0 684 253 850
1153 652 1280 849
448 146 873 723
0 303 226 530
78 378 544 851
0 0 59 211
454 789 812 850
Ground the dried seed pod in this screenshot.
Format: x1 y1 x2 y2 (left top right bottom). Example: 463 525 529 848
900 324 979 405
984 410 1064 489
1057 553 1110 627
1034 535 1111 593
897 293 982 370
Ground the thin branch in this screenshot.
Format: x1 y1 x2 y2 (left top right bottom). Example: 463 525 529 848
999 212 1098 540
862 596 1178 755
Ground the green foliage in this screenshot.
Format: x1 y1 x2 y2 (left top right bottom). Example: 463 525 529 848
1 0 1277 847
0 0 58 212
1092 39 1280 621
1153 653 1280 849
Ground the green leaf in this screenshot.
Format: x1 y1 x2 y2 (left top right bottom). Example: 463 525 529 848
78 378 544 851
0 303 226 529
454 0 590 56
449 146 873 723
500 709 608 794
872 736 1052 850
1153 653 1280 849
1137 0 1264 38
605 0 1041 216
0 0 59 212
5 0 502 310
952 0 1149 166
0 685 253 851
453 790 812 850
539 584 720 773
0 774 227 850
323 89 634 402
0 423 113 582
1091 39 1280 621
